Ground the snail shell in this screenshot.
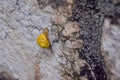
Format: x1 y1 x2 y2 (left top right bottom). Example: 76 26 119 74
37 28 50 48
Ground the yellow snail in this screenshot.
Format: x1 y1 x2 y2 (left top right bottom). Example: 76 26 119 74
37 28 51 48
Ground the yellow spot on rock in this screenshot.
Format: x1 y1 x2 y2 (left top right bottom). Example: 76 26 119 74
37 28 50 48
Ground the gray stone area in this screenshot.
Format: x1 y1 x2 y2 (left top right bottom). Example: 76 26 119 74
0 0 76 80
0 0 61 80
102 19 120 80
0 0 120 80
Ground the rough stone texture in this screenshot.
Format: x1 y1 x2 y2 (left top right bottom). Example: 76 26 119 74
69 0 106 79
0 0 75 80
102 18 120 80
0 0 120 80
0 0 59 80
68 0 120 80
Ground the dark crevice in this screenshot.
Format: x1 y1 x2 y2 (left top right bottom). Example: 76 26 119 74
69 0 110 80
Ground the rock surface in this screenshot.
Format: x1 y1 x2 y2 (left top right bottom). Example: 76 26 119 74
0 0 120 80
0 0 75 80
102 19 120 80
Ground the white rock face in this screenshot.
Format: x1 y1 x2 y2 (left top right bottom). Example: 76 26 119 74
0 0 62 80
0 0 76 79
102 19 120 80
